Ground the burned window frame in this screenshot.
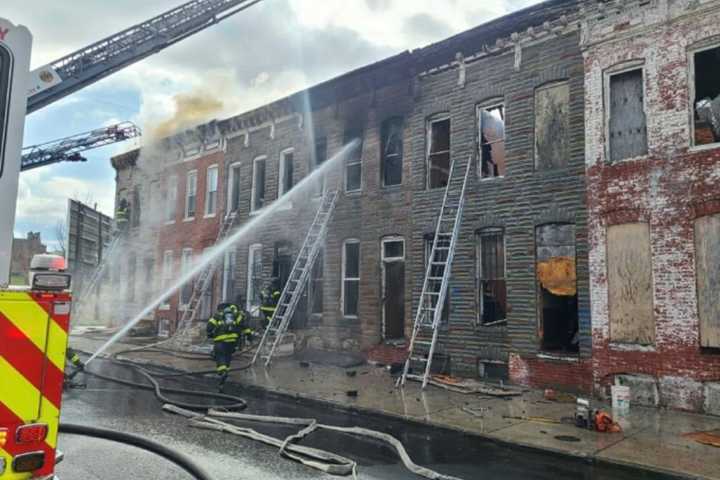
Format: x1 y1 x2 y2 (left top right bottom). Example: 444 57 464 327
344 129 363 193
341 239 361 317
311 137 328 197
278 148 294 198
251 155 267 212
689 41 720 149
604 62 648 163
477 101 506 179
426 114 451 189
476 227 507 326
380 117 404 187
534 81 570 170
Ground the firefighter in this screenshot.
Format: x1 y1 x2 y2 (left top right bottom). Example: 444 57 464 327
64 348 86 388
259 278 281 328
207 303 252 390
115 197 129 232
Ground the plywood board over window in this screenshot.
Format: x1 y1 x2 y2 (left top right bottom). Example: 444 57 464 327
695 214 720 348
535 82 569 170
608 69 648 162
607 223 655 345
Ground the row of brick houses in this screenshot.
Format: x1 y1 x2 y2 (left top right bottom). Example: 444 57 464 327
110 0 720 414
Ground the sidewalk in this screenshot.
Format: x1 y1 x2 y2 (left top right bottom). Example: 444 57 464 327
70 333 720 480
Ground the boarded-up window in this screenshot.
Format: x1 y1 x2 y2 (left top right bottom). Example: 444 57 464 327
381 117 403 186
695 214 720 347
427 116 451 189
607 223 655 344
608 69 647 162
478 104 506 178
535 82 570 169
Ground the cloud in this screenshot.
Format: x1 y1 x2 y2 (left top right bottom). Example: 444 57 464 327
403 13 454 46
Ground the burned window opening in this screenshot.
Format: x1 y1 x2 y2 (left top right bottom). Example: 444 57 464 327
344 129 363 192
608 69 647 162
535 82 570 170
381 117 403 186
312 137 327 196
427 117 451 189
693 45 720 146
536 223 578 353
251 157 266 211
279 150 294 197
478 104 506 178
272 240 293 292
476 228 507 325
229 164 241 212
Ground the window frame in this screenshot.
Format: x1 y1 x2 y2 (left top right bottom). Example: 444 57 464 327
341 239 361 318
278 148 294 197
380 117 404 187
184 170 198 220
603 61 648 163
204 164 219 217
226 162 242 215
246 243 263 312
344 130 363 193
250 156 267 213
477 101 506 179
426 114 452 189
688 41 720 151
476 227 507 326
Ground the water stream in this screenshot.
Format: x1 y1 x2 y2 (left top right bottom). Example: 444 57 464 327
85 139 360 366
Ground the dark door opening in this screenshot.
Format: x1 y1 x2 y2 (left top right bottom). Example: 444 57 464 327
273 241 292 291
382 239 405 340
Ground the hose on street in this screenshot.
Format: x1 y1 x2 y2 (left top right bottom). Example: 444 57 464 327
59 423 213 480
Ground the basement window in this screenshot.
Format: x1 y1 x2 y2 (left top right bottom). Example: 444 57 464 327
344 129 363 192
251 156 266 212
608 69 647 162
476 228 507 325
693 45 720 147
427 116 451 189
381 117 403 186
478 104 506 178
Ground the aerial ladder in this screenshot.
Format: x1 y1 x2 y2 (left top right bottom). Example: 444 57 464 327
0 1 265 478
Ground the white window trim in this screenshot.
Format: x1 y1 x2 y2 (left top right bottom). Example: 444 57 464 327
341 239 361 318
226 161 242 216
380 236 405 339
476 228 507 326
204 164 219 218
477 101 506 180
184 170 198 220
688 42 720 151
179 248 193 309
160 250 173 310
426 114 451 189
603 61 648 164
381 236 405 262
246 243 263 312
250 156 267 214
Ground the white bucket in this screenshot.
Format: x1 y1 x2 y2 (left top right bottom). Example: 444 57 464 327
611 385 630 414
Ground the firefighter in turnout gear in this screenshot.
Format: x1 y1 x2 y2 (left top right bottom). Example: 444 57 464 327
207 303 252 390
259 278 281 328
65 347 86 388
116 197 129 233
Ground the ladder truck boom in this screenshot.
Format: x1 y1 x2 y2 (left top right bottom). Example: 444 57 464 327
26 0 264 114
21 122 141 171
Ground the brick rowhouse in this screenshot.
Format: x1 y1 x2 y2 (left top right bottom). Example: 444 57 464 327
583 0 720 413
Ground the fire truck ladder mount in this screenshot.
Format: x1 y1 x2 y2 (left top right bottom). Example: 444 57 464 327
399 156 472 389
252 190 339 367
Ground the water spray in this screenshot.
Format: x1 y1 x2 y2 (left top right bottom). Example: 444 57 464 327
85 139 361 366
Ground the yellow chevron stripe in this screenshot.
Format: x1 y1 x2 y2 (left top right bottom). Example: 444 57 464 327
0 358 58 448
0 446 32 479
0 292 65 372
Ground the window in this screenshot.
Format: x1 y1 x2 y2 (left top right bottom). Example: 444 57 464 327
246 244 263 312
185 170 197 219
180 248 193 307
381 117 403 186
536 223 578 352
692 45 720 147
310 248 324 315
272 241 292 291
427 116 451 189
478 104 506 178
312 137 327 196
131 186 141 227
161 250 173 309
695 213 720 347
278 149 294 197
342 240 360 317
535 82 570 169
205 165 218 216
476 228 506 325
222 249 237 304
227 163 241 213
424 235 449 325
165 175 178 222
251 157 266 212
344 129 363 192
608 69 647 162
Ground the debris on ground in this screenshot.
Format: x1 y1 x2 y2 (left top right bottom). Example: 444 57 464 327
502 415 562 424
682 430 720 448
411 374 523 397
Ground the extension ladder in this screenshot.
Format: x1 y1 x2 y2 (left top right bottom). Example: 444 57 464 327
252 190 338 367
399 156 472 388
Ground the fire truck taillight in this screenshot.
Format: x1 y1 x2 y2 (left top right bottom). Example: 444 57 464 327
12 451 45 473
16 423 48 444
0 428 7 447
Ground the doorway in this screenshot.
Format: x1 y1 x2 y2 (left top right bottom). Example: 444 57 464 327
382 237 405 340
273 241 293 291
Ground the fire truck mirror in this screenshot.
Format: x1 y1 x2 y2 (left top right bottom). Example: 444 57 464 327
0 44 11 180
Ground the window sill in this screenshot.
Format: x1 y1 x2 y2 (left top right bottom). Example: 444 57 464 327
164 220 176 226
609 342 655 352
249 209 261 216
183 217 195 223
203 213 217 219
607 153 649 165
536 352 580 362
689 142 720 153
381 184 403 192
478 175 505 182
158 304 170 311
479 319 507 327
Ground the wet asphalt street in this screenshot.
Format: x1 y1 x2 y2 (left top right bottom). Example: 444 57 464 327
56 359 682 480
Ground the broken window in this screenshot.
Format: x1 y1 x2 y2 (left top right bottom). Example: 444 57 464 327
536 223 578 353
381 117 403 186
246 244 263 312
180 248 193 307
695 214 720 347
344 129 363 192
228 163 241 213
312 137 327 196
476 228 507 325
251 157 266 212
310 248 324 315
185 170 197 219
278 150 294 197
131 186 141 227
165 175 177 222
535 82 570 169
608 69 647 162
427 116 451 189
478 104 506 178
205 165 218 216
424 235 449 325
343 240 360 317
693 45 720 146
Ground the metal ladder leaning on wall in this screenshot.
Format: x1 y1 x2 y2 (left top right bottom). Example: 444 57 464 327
399 156 472 389
252 190 339 367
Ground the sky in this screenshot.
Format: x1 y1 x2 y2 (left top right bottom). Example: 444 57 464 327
6 0 542 251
